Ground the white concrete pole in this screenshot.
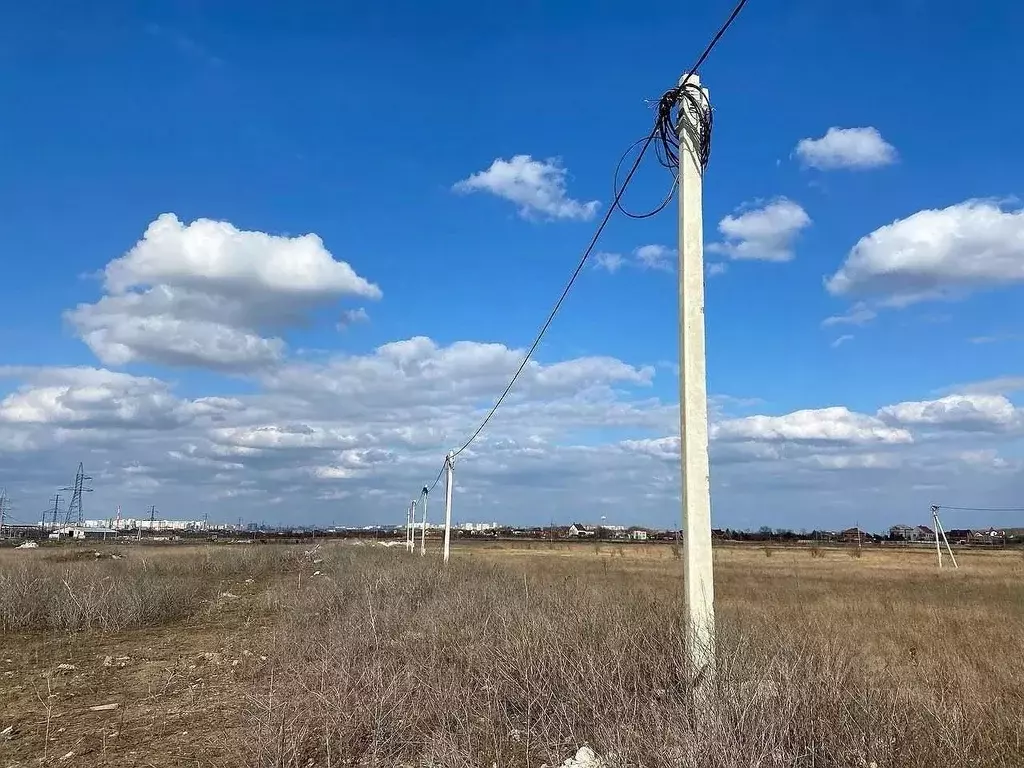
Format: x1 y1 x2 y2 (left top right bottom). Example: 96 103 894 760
939 518 958 569
403 501 411 557
419 487 428 556
442 451 454 564
932 508 943 568
677 74 716 676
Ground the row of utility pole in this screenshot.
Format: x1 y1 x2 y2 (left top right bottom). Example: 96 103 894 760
399 80 716 673
404 452 456 563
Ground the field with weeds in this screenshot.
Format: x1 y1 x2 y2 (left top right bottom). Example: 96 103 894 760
0 540 1021 767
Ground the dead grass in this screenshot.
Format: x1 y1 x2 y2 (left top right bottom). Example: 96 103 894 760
0 544 307 633
248 543 1024 767
1 540 1021 767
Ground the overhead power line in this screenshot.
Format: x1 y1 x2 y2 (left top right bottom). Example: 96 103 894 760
450 136 655 461
425 0 749 474
932 504 1024 513
427 460 446 494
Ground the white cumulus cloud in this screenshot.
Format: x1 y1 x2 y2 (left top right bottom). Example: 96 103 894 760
453 155 599 221
0 366 231 430
879 394 1022 433
633 244 674 271
821 302 877 327
795 127 897 170
66 214 380 371
708 198 811 262
594 252 625 273
594 246 674 274
2 348 1023 531
712 407 912 445
826 200 1024 305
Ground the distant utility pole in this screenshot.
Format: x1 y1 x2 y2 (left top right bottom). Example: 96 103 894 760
442 451 455 564
677 74 716 678
930 505 959 569
0 488 8 538
148 505 157 532
407 500 416 553
419 486 429 556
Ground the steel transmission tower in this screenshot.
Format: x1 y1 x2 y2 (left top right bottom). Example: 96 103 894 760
46 494 62 531
0 488 9 537
60 463 93 526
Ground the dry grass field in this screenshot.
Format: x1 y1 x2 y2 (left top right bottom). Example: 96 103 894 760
1 540 1022 767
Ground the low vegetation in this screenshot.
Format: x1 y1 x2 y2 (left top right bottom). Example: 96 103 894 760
0 544 304 633
248 545 1024 768
0 541 1021 767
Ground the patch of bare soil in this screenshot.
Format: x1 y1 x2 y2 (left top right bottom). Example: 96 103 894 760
0 578 274 767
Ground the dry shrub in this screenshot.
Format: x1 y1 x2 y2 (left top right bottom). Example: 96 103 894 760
0 544 307 633
808 544 825 559
0 559 202 632
762 544 774 558
246 549 1023 768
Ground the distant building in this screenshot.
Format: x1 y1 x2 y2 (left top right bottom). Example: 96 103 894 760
840 527 869 543
52 526 117 540
89 518 208 532
459 522 498 532
945 529 973 545
569 523 595 537
889 524 935 542
629 529 649 541
889 524 915 540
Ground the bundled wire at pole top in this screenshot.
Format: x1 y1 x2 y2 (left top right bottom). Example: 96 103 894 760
418 0 750 495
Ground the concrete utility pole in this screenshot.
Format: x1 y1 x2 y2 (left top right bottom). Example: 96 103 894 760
677 74 716 676
442 451 454 564
419 486 428 556
408 500 417 553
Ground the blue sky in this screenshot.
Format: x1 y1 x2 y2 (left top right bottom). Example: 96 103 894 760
2 0 1023 532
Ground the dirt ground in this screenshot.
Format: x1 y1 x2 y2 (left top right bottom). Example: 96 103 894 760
0 565 275 767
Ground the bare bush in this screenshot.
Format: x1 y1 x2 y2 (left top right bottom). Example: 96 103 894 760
246 549 1024 768
0 545 305 633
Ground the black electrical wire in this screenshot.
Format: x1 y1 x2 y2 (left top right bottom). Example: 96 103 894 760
418 0 751 484
613 82 713 219
427 458 447 494
450 133 658 461
612 0 736 219
933 505 1024 513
